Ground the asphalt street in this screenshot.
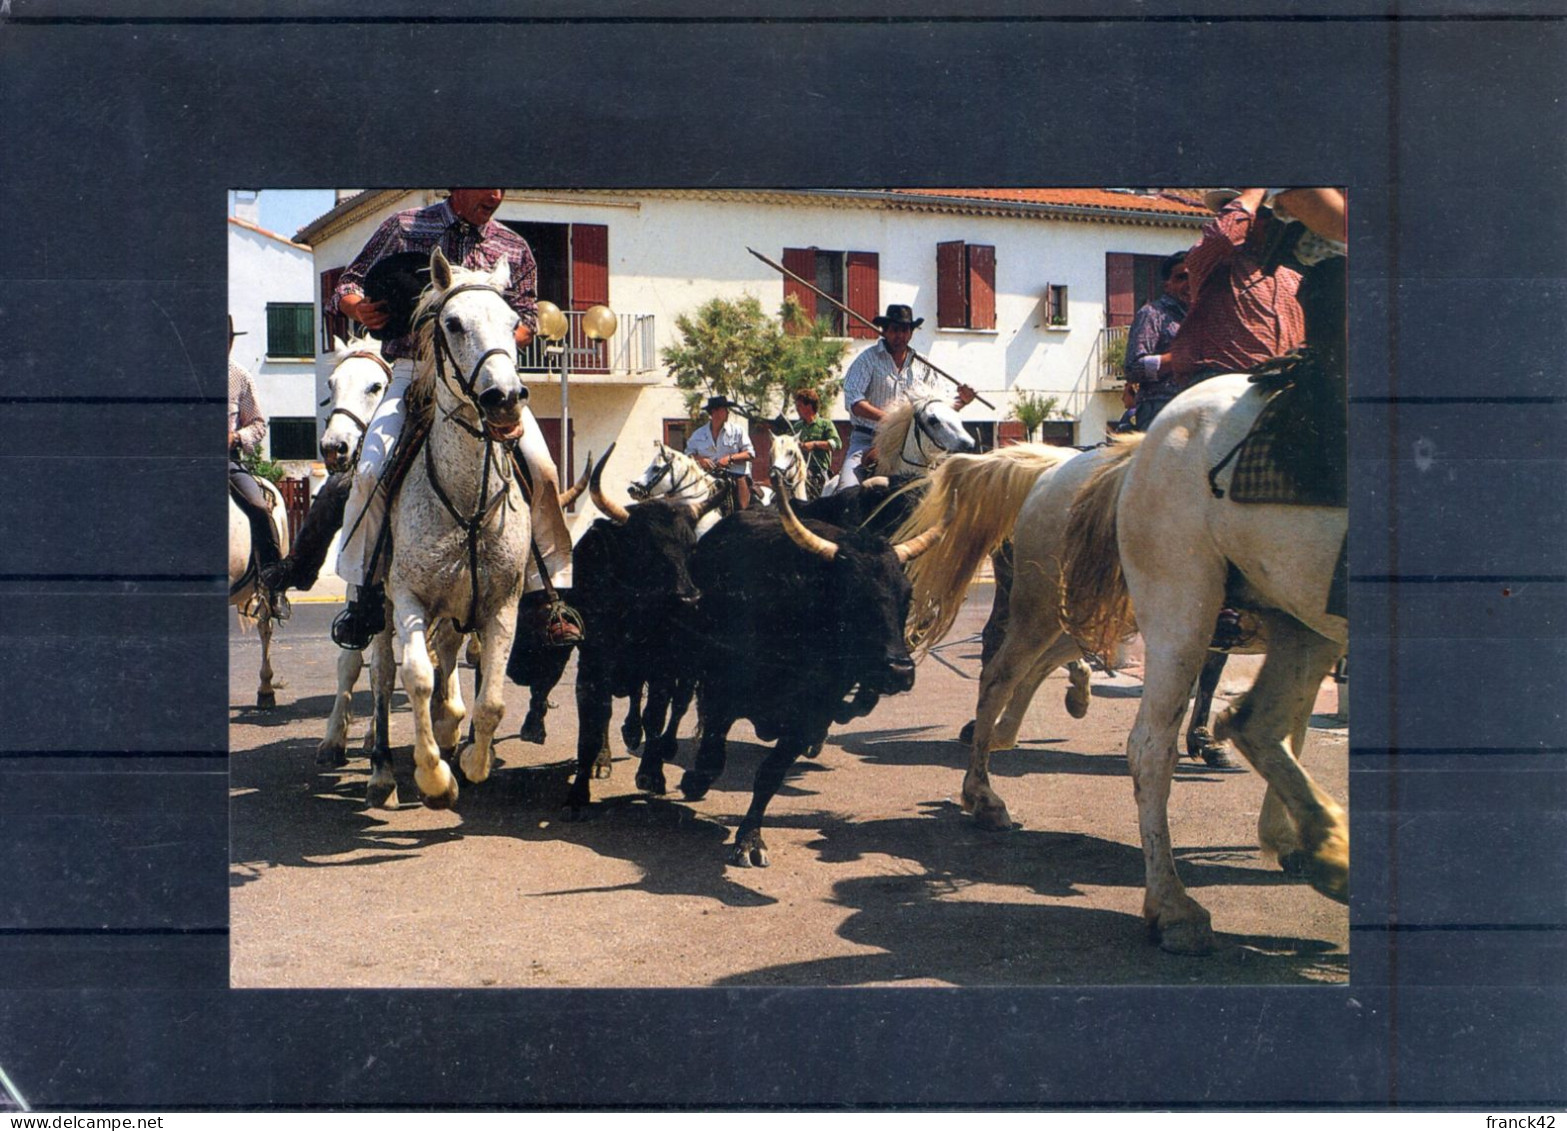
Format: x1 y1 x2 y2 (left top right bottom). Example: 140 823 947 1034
230 589 1349 988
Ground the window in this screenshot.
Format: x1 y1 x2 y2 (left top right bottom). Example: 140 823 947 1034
320 268 348 350
266 302 315 358
1045 284 1069 326
663 419 692 451
782 248 879 338
936 241 996 330
269 417 318 460
1104 252 1168 328
1038 420 1076 447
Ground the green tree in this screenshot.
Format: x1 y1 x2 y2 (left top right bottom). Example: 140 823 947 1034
663 295 848 420
1009 390 1061 442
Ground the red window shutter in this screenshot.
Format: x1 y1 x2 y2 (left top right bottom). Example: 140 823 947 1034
320 267 348 350
569 224 609 309
845 251 880 339
967 245 996 330
532 417 577 509
997 420 1026 447
782 247 816 332
936 240 967 328
1105 252 1136 328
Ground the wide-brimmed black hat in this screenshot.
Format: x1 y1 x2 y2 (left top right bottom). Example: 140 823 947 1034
361 250 434 341
873 303 924 329
703 394 739 413
227 315 246 339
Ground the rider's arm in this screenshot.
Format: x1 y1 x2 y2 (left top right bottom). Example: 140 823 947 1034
232 372 267 454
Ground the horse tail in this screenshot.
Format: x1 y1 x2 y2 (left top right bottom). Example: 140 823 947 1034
897 443 1076 653
1060 434 1142 664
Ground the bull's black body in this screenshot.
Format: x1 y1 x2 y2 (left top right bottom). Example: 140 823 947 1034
797 473 924 538
567 499 703 813
679 508 917 866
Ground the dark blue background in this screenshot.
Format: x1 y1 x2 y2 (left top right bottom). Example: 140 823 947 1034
0 3 1562 1110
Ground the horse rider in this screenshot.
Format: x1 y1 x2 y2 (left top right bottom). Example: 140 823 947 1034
1123 250 1191 430
785 386 840 500
840 304 976 489
228 316 290 619
325 188 582 652
685 394 755 511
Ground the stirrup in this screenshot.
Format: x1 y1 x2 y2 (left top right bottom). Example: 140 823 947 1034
331 585 386 651
535 598 585 648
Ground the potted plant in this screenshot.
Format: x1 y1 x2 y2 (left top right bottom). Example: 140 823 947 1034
1009 390 1061 443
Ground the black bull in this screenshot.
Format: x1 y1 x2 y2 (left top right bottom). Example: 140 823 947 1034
676 505 923 867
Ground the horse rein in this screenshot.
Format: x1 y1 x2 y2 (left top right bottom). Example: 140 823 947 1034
419 281 523 633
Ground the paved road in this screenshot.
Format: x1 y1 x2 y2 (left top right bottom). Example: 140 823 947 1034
230 592 1349 988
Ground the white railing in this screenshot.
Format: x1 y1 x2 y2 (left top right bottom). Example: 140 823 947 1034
517 310 657 377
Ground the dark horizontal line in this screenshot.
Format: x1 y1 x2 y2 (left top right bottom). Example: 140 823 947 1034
1348 396 1567 405
8 14 1564 26
0 397 216 406
1350 574 1567 584
0 750 226 759
0 927 227 937
0 574 224 583
1350 923 1567 932
1351 747 1567 757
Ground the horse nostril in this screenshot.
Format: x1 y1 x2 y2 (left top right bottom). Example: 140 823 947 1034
478 387 516 411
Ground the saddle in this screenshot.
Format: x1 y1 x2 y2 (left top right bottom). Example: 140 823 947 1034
1212 348 1347 509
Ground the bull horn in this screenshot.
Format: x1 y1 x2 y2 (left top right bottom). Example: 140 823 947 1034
773 469 838 560
893 523 944 564
558 450 592 509
590 443 630 524
863 476 890 489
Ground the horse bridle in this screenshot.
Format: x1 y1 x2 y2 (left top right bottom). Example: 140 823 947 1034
418 280 522 633
901 397 947 470
321 350 395 464
631 447 707 501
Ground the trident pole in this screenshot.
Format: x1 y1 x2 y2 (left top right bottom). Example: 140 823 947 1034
747 246 996 410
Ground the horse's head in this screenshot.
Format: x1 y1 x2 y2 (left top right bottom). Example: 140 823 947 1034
769 433 809 500
320 335 393 472
627 441 675 501
417 247 525 438
887 395 975 473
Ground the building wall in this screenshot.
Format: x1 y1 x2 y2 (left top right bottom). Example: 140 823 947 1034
307 190 1198 533
227 222 318 459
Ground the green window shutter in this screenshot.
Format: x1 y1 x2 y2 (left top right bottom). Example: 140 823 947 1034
266 302 315 357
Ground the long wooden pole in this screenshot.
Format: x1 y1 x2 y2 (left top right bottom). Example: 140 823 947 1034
747 247 996 410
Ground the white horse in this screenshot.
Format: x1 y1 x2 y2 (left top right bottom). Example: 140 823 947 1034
627 441 744 536
385 248 532 809
823 394 975 495
1061 375 1348 955
228 478 291 708
318 334 394 474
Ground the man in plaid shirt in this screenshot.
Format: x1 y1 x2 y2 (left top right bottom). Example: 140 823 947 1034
323 189 579 651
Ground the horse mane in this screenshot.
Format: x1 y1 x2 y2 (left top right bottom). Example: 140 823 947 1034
897 443 1078 653
406 262 495 400
1059 433 1144 664
873 398 920 473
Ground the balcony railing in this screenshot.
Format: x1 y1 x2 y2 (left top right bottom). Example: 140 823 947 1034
517 310 658 379
1098 324 1129 388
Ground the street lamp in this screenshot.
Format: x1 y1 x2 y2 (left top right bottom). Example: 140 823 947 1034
534 300 614 485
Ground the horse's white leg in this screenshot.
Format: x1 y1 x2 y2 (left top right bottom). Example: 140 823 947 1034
393 597 457 809
459 604 519 787
255 610 277 709
365 629 399 808
964 615 1058 829
993 633 1082 752
1214 616 1347 903
430 623 468 756
319 646 364 767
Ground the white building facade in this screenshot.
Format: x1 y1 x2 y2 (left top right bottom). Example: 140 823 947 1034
227 203 319 469
298 188 1206 534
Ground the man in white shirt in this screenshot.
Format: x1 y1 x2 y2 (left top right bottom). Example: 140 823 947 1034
686 394 756 510
840 304 974 488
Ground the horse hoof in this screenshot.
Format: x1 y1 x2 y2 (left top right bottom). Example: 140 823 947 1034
1065 663 1092 719
316 743 349 768
458 743 492 785
257 692 277 710
591 757 613 781
366 779 399 809
679 770 712 801
957 719 976 746
1281 851 1350 904
635 768 667 795
972 803 1015 832
519 718 546 745
421 781 459 810
1156 919 1217 956
621 723 644 752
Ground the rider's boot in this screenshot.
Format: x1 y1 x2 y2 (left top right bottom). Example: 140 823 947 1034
332 582 387 651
